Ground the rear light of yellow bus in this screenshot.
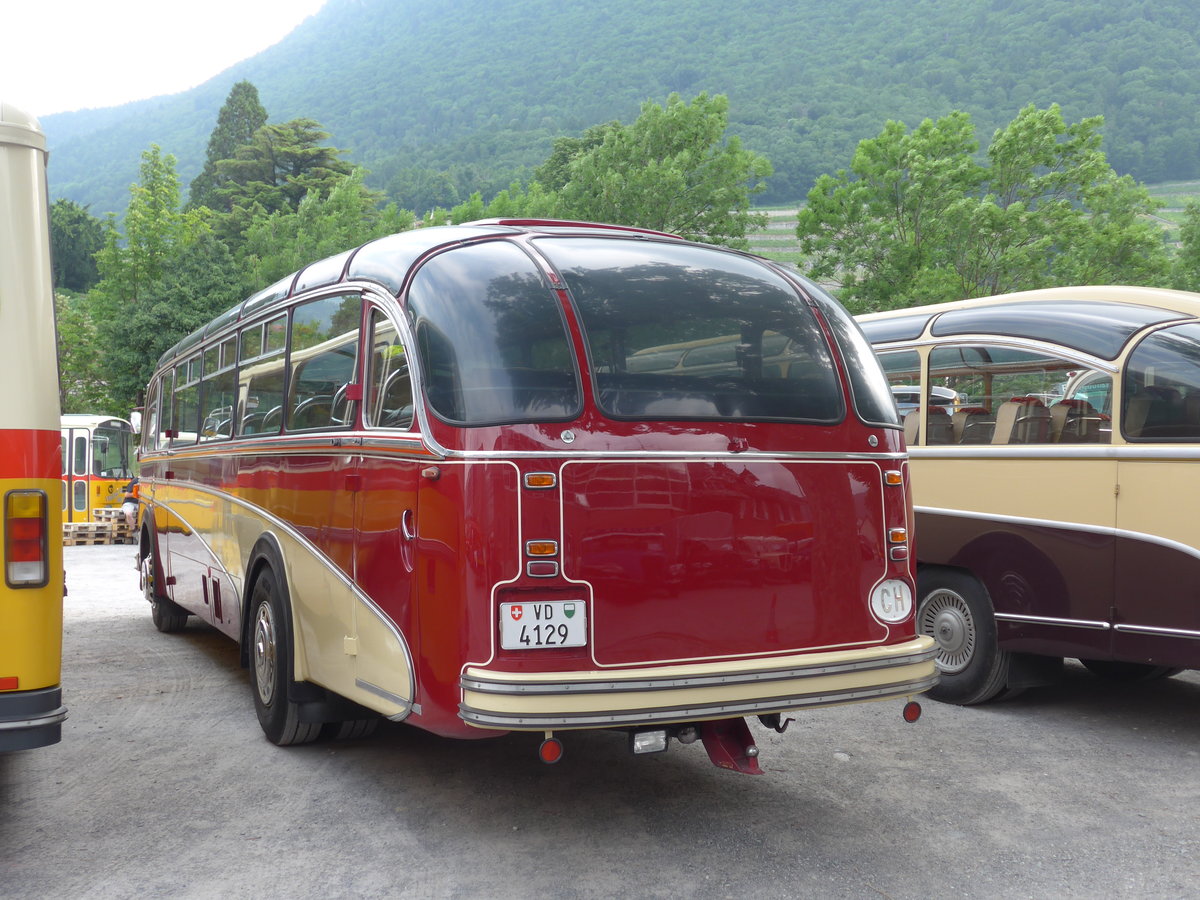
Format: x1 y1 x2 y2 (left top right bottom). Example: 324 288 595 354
5 490 49 588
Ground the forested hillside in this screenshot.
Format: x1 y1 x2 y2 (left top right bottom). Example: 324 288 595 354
42 0 1200 215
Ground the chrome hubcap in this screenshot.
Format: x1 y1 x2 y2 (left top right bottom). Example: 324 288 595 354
918 588 976 674
253 601 277 706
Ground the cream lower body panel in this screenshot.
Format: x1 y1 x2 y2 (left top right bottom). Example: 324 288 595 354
459 635 937 730
148 480 415 721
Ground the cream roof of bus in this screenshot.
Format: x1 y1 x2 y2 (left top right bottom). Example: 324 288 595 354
857 285 1200 361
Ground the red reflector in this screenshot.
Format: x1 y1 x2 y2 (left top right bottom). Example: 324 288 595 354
538 737 564 764
0 676 18 691
903 701 922 723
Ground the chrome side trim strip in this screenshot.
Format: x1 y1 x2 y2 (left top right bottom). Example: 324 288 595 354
460 646 938 696
355 678 413 718
1113 623 1200 639
995 613 1111 631
459 676 939 729
911 444 1200 462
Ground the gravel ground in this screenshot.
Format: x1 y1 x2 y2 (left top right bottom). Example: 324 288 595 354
1 543 1197 899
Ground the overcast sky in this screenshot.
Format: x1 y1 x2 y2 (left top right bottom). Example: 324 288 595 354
2 0 328 118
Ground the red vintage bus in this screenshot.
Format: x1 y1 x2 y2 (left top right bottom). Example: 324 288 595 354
136 220 935 772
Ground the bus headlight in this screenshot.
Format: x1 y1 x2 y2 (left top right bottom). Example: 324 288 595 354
870 579 914 624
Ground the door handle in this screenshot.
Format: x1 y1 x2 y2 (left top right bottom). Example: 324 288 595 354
401 508 416 541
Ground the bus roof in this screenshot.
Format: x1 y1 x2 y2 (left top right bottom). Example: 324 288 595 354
858 286 1200 361
159 220 687 367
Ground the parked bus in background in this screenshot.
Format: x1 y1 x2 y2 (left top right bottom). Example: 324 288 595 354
136 220 935 772
0 102 67 752
859 286 1200 704
60 414 136 523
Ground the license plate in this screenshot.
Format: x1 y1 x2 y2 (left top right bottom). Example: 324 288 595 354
500 600 587 649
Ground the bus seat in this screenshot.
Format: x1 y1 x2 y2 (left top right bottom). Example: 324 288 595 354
903 406 954 445
992 396 1050 444
926 406 954 444
1050 398 1102 443
1126 387 1182 437
952 406 993 443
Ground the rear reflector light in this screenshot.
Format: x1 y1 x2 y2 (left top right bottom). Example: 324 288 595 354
5 490 49 588
526 540 558 557
524 472 557 489
884 470 903 486
0 676 19 691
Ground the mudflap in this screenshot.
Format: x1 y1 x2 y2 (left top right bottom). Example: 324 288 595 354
700 717 763 775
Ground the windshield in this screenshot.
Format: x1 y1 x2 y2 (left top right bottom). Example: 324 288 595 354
93 421 134 478
538 238 844 423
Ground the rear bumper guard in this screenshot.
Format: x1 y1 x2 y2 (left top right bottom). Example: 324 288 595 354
459 636 938 730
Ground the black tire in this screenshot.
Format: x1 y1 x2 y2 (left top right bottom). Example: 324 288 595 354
321 719 381 741
1079 659 1183 682
249 568 322 746
141 548 189 634
916 568 1014 705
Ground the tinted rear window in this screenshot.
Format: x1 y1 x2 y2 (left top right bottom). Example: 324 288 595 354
538 238 844 423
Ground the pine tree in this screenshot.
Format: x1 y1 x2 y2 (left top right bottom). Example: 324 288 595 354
188 81 268 211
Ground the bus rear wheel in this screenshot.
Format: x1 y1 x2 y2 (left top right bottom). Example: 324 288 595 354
917 569 1014 705
250 568 321 746
142 549 188 633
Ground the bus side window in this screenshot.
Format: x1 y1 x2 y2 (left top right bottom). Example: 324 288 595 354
366 307 413 430
156 371 174 449
172 357 201 447
287 294 361 431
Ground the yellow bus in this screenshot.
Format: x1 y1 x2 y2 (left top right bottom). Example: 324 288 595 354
859 286 1200 704
60 414 136 522
0 101 66 751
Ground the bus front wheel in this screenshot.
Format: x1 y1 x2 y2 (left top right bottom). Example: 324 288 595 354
917 569 1014 705
249 568 321 746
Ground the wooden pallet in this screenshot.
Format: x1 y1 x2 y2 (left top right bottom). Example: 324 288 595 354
63 521 115 546
94 507 136 543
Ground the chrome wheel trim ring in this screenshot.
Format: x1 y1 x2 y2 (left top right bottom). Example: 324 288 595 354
253 601 278 706
918 588 976 674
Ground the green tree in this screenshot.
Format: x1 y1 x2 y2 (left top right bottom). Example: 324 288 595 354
797 105 1169 311
188 81 269 211
554 93 772 247
532 122 618 191
237 169 414 289
1171 200 1200 291
215 119 354 216
55 291 107 412
89 146 222 410
49 199 104 293
447 182 559 224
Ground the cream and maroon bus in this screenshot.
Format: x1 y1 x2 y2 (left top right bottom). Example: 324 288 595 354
859 286 1200 704
0 102 66 752
136 220 936 772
